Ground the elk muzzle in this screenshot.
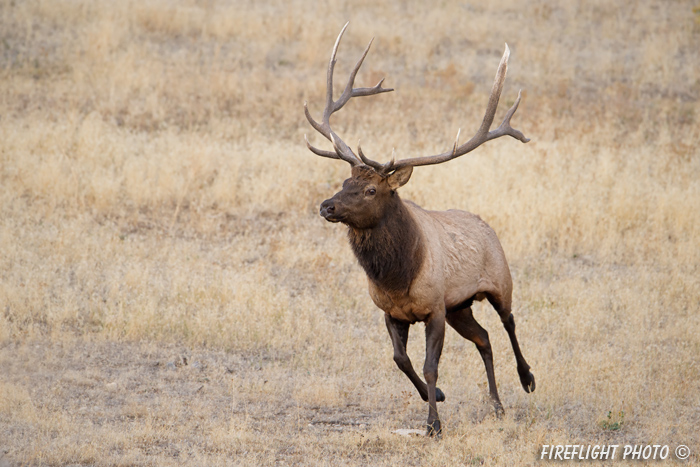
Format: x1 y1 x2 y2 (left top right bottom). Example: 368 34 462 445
320 198 341 223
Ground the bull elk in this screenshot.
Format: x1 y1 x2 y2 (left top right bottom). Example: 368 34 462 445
304 23 535 436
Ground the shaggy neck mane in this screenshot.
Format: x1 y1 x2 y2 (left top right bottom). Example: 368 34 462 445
347 195 424 292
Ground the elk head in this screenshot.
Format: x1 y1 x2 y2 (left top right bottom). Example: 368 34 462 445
304 23 529 228
319 165 413 229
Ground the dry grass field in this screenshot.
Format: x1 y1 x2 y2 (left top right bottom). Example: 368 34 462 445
1 0 699 465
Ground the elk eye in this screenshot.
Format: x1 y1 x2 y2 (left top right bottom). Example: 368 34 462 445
366 188 376 196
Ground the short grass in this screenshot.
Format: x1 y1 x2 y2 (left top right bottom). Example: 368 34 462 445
1 0 699 465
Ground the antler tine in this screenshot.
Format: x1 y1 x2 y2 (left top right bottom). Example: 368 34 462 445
389 43 529 172
487 89 530 143
452 128 461 156
476 43 510 137
358 140 395 173
305 134 341 160
305 102 359 165
357 140 373 165
304 23 394 168
304 101 324 135
334 39 393 114
324 22 350 125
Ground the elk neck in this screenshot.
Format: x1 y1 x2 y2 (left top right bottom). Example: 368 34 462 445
347 194 424 293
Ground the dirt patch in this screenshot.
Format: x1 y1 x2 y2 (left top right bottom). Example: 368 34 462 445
0 340 400 466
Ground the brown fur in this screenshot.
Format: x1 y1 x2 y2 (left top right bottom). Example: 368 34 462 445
347 194 424 293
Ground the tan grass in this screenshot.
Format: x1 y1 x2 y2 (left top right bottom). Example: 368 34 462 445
1 0 699 465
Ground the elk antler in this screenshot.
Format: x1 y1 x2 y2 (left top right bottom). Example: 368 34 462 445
360 44 530 174
304 22 394 166
305 26 529 174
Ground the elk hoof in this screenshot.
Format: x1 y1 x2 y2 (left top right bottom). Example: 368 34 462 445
520 370 536 393
426 419 442 438
436 387 446 402
421 388 446 402
494 401 505 418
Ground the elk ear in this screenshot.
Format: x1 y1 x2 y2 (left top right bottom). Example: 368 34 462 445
387 166 413 190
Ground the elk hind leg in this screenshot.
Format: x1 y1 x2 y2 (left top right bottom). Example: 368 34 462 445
487 293 536 393
446 306 504 415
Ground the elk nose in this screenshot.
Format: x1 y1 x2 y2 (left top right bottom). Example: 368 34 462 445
320 199 335 218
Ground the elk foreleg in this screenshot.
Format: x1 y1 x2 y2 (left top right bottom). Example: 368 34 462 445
384 314 445 404
423 311 445 437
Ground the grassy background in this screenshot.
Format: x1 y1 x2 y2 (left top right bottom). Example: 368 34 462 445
1 0 699 465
